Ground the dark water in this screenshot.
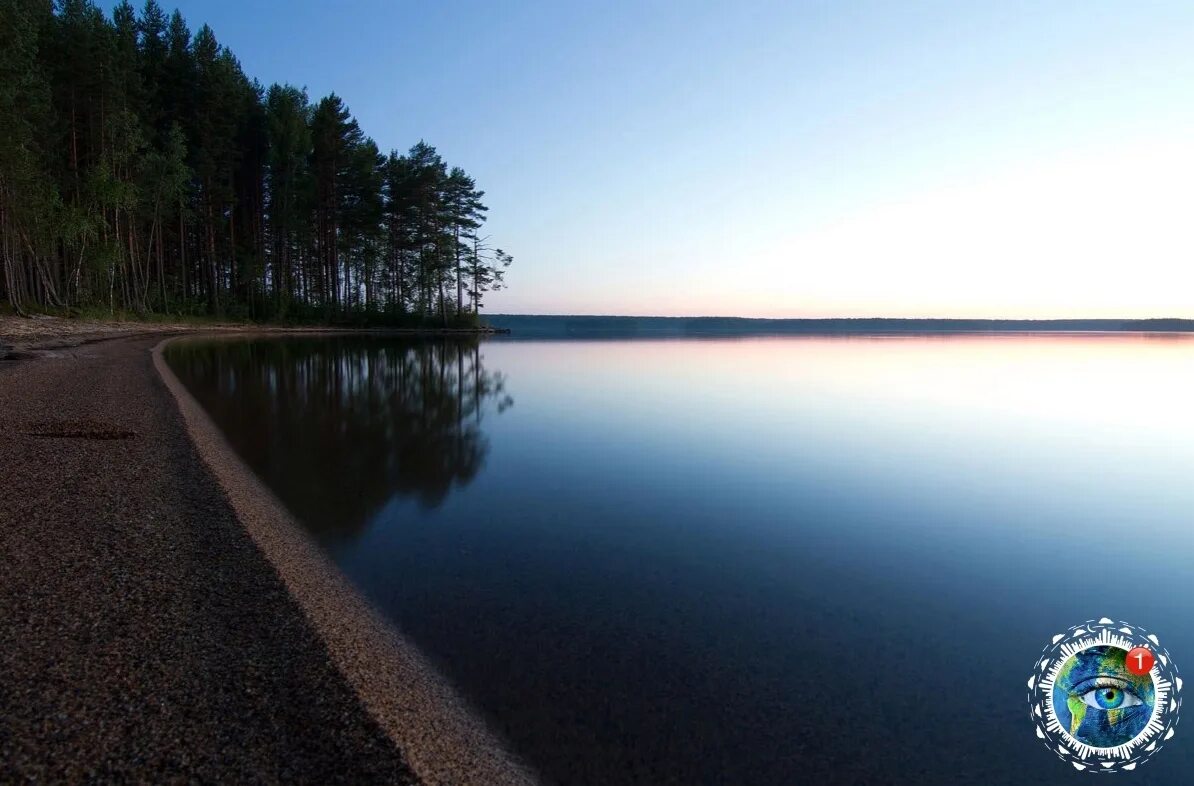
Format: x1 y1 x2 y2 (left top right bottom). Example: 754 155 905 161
167 334 1194 785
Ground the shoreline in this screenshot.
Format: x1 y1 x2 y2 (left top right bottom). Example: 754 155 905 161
0 332 532 784
154 335 536 785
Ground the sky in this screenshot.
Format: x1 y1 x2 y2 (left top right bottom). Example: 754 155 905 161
118 0 1194 318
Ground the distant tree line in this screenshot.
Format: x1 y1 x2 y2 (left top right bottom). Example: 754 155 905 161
0 0 512 324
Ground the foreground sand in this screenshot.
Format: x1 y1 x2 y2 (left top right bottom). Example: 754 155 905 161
0 334 533 784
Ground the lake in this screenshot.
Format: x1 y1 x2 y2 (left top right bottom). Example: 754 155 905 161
166 333 1194 785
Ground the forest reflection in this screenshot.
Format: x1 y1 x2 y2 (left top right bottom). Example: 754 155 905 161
167 336 512 543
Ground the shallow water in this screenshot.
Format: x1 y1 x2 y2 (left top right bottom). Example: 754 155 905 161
167 333 1194 785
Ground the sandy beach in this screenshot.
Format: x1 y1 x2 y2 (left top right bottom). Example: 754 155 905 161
0 328 533 784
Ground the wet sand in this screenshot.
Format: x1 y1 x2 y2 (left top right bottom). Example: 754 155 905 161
0 334 533 784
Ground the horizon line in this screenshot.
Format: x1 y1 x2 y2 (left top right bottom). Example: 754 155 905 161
486 313 1193 322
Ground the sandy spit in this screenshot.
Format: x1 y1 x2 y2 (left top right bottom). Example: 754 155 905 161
153 335 537 786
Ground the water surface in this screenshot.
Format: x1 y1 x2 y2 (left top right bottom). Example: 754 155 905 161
167 334 1194 785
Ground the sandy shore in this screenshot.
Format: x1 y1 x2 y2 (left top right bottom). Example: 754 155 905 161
0 315 509 361
0 314 231 356
0 333 534 784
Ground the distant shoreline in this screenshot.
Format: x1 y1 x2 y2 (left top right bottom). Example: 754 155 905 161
484 315 1194 338
4 314 1190 355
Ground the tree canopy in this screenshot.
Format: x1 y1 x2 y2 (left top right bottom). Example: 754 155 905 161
0 0 512 325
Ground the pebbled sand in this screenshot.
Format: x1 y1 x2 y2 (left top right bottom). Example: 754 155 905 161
0 334 535 784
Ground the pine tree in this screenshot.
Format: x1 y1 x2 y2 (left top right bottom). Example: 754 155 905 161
311 94 354 313
444 166 487 317
265 83 311 314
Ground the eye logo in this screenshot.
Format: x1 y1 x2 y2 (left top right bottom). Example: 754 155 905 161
1028 619 1182 772
1079 683 1141 711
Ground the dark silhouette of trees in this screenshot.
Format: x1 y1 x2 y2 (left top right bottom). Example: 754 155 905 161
0 0 512 324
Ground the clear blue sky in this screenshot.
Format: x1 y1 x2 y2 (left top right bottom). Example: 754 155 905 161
120 0 1194 317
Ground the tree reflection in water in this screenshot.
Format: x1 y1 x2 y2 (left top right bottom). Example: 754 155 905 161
167 336 512 543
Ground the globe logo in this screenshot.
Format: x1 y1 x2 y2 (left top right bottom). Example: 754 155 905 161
1027 619 1182 773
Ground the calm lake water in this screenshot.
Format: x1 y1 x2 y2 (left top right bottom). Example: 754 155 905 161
167 334 1194 785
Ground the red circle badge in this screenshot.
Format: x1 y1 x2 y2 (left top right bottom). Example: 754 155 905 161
1126 646 1156 675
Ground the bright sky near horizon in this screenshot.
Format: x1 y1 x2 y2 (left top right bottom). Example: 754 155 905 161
119 0 1194 318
